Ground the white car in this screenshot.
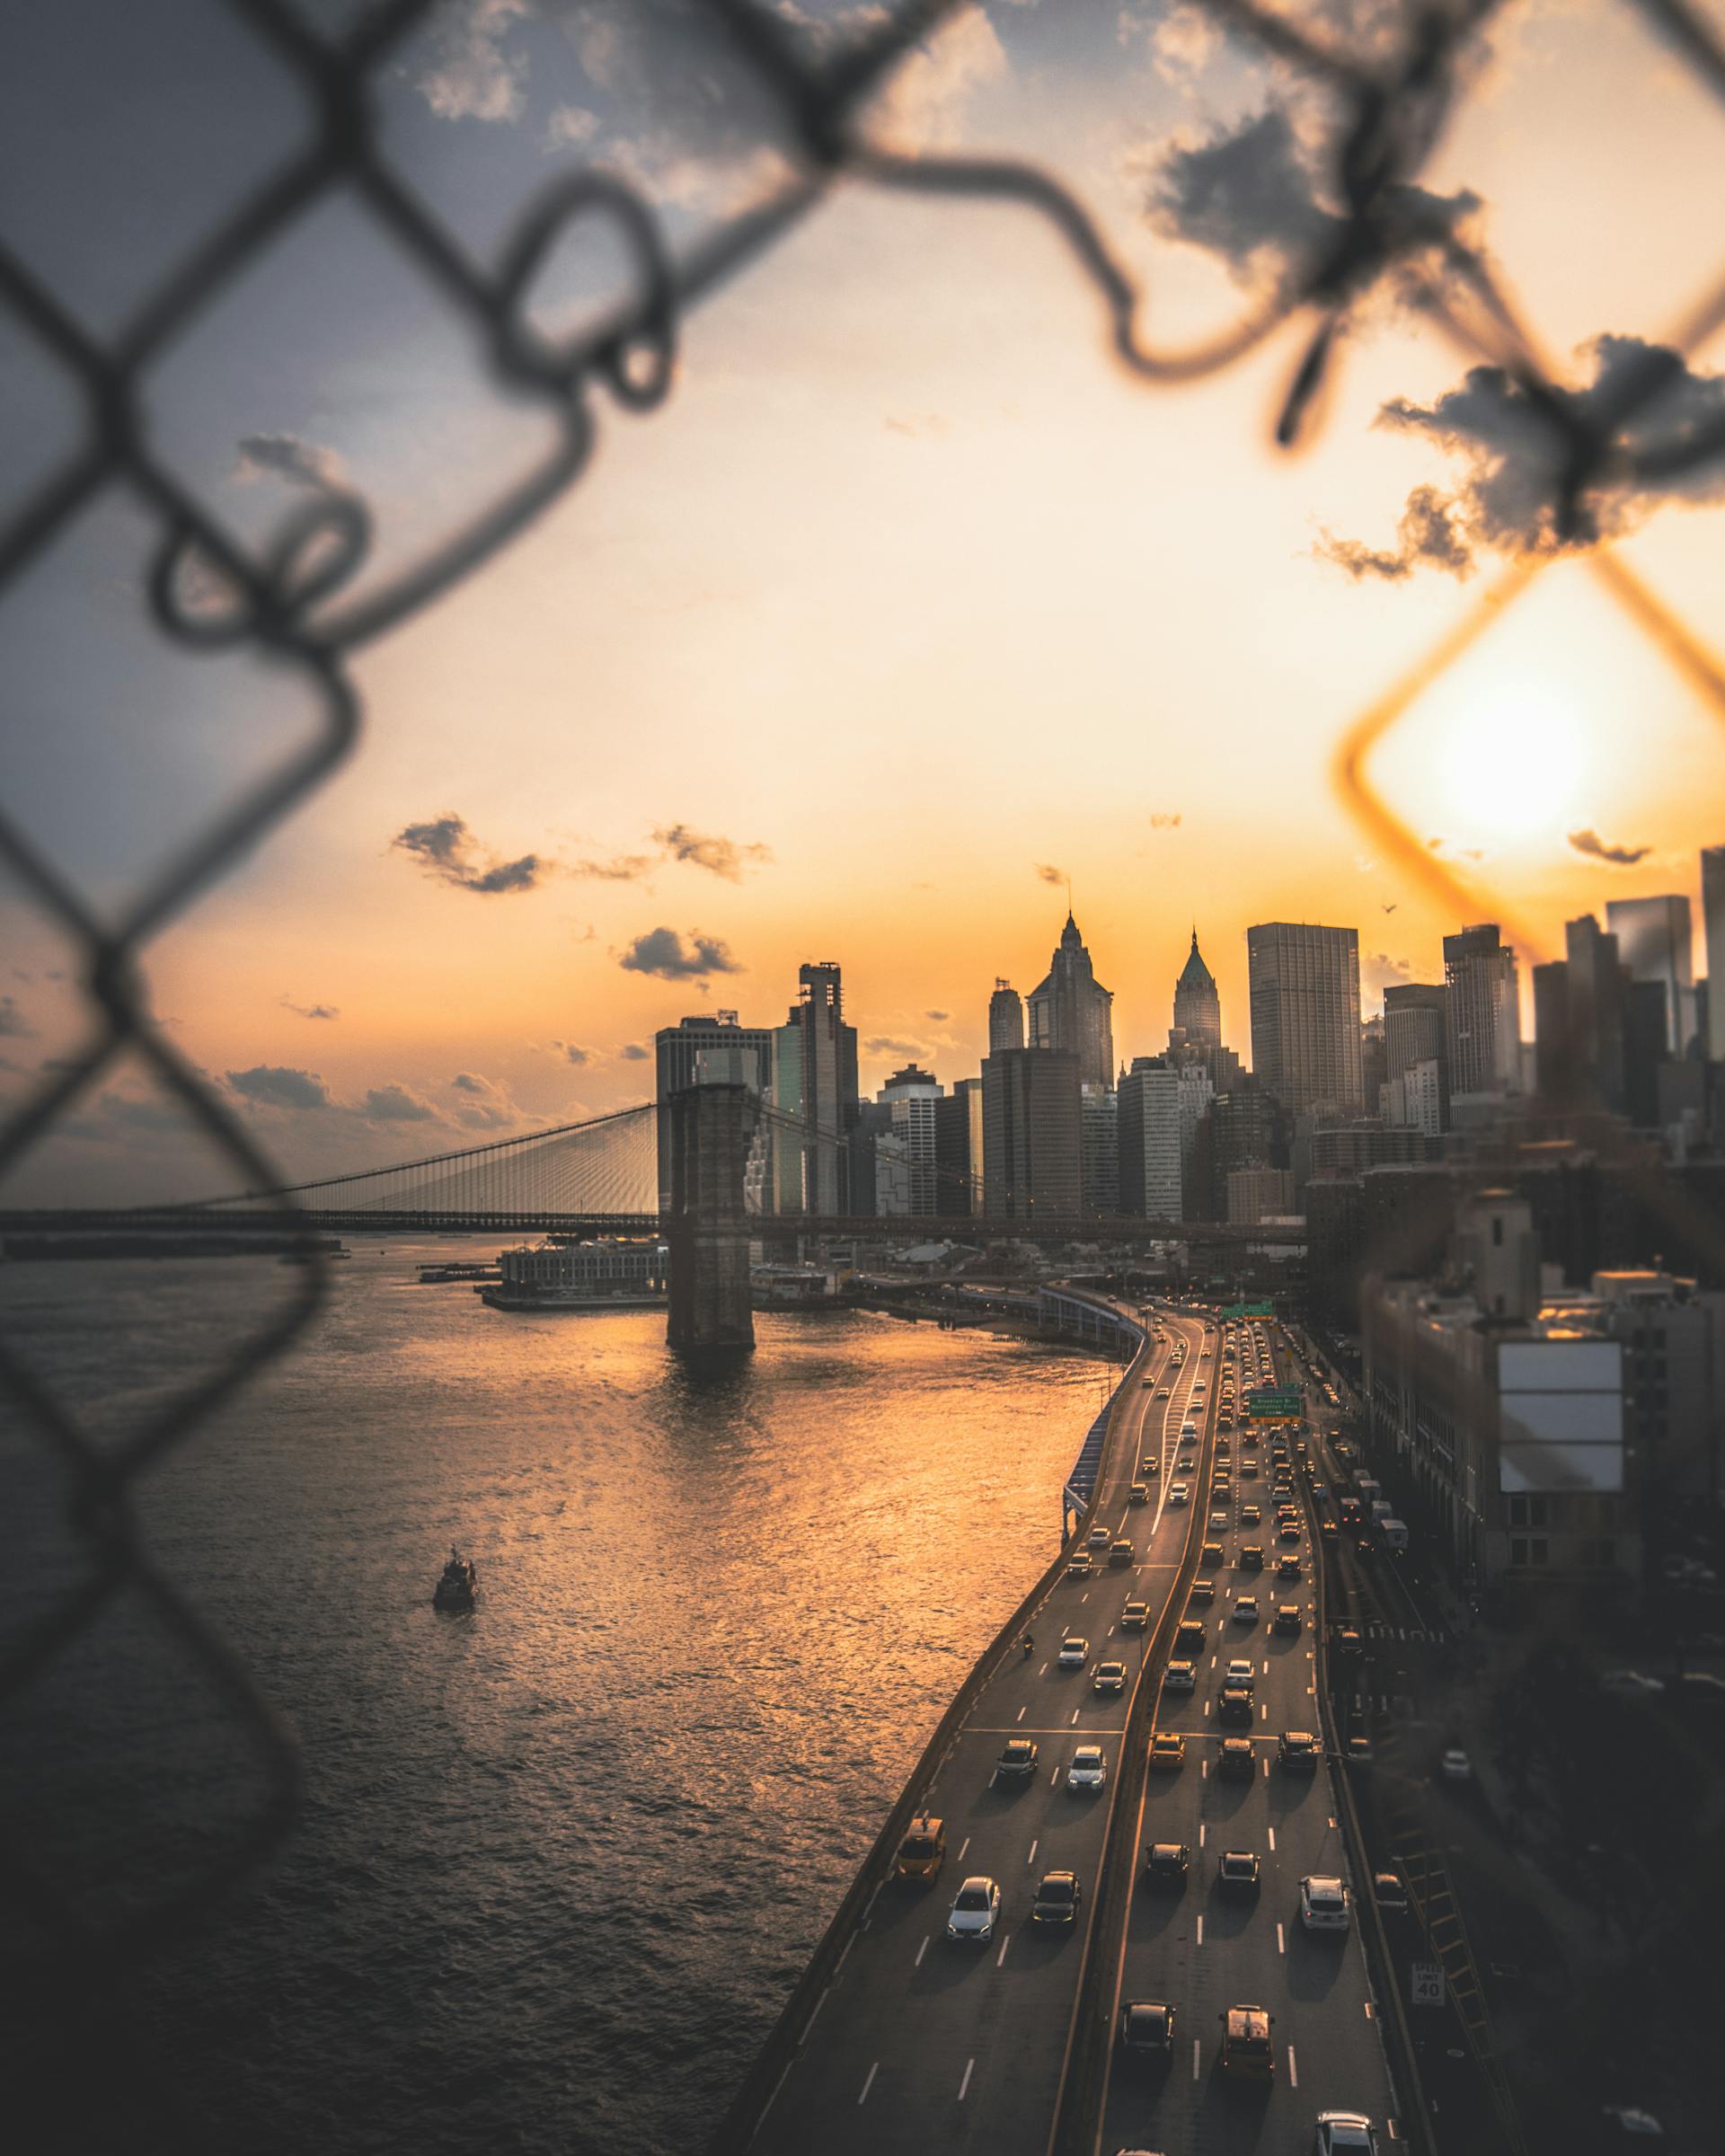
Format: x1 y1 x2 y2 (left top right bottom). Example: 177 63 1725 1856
1067 1745 1107 1792
1299 1876 1351 1932
1057 1636 1089 1668
1314 2111 1380 2156
1208 1511 1229 1532
1163 1659 1196 1692
1225 1658 1255 1692
1181 1421 1198 1438
945 1875 1001 1942
1088 1524 1112 1548
1439 1745 1473 1781
1168 1483 1190 1507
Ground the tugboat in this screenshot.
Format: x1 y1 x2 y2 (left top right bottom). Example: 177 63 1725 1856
432 1546 478 1613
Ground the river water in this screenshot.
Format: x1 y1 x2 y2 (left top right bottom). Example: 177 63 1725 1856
1 1240 1116 2156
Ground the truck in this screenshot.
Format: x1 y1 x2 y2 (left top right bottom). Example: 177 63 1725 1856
1380 1518 1409 1551
1370 1499 1393 1526
1355 1472 1382 1506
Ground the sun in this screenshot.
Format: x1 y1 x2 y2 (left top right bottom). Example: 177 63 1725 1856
1437 677 1590 842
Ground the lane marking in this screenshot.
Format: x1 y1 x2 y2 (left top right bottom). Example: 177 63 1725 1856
996 1931 1012 1967
1016 1706 1026 1723
959 2058 975 2101
915 1937 929 1967
1268 1827 1277 1851
1200 1758 1208 1779
1277 1922 1286 1954
1196 1914 1204 1945
1071 1710 1081 1727
858 2063 878 2107
1199 1823 1206 1847
1365 2001 1376 2019
1287 2046 1298 2088
1191 2039 1202 2081
1027 1840 1038 1867
958 1837 970 1861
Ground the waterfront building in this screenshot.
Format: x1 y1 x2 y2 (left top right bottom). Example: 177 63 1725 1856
981 1046 1083 1220
653 1010 774 1213
1028 912 1115 1089
1118 1057 1181 1221
1443 923 1521 1098
987 978 1025 1053
771 961 859 1214
1246 922 1363 1117
1606 894 1694 1056
936 1079 982 1215
875 1065 942 1216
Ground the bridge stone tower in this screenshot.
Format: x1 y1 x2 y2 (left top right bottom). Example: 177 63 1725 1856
664 1082 756 1353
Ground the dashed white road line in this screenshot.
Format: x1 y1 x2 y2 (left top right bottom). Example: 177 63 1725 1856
1196 1914 1204 1945
1268 1828 1277 1851
915 1937 929 1967
959 2058 975 2100
1277 1922 1287 1955
1191 2040 1201 2081
996 1932 1012 1966
957 1837 970 1862
1027 1840 1038 1867
858 2063 878 2106
1198 1823 1206 1846
1287 2046 1299 2088
1070 1710 1081 1727
1016 1705 1026 1722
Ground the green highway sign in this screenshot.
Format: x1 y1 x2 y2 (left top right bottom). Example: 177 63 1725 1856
1245 1386 1303 1419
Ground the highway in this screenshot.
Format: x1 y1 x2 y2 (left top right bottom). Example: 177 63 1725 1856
1092 1317 1400 2156
748 1306 1216 2155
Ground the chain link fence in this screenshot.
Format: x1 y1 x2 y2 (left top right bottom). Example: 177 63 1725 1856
4 0 1725 2145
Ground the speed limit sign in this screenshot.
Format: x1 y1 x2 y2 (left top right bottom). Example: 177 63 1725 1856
1410 1961 1446 2008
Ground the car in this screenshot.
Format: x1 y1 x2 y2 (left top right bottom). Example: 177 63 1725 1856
1201 1541 1225 1568
1176 1455 1194 1471
1272 1604 1304 1637
1155 1387 1172 1399
1240 1503 1261 1525
1278 1555 1303 1580
1031 1869 1083 1928
946 1875 1001 1941
1109 1539 1136 1568
1088 1524 1112 1548
1278 1729 1319 1769
1278 1523 1302 1544
1120 1599 1150 1630
1355 1539 1376 1561
1216 1438 1231 1456
1439 1745 1473 1781
1144 1841 1189 1888
1067 1745 1107 1792
1313 2110 1381 2155
1128 1481 1149 1506
1149 1731 1186 1771
1232 1595 1260 1625
1217 1686 1253 1727
1181 1421 1198 1439
1139 1454 1159 1475
1092 1660 1128 1694
1225 1657 1255 1690
894 1814 946 1881
1217 1848 1261 1893
1066 1552 1093 1577
1057 1636 1089 1667
1299 1875 1351 1932
1347 1734 1374 1763
1321 1520 1340 1545
1208 1510 1229 1532
992 1738 1039 1786
1117 1999 1177 2061
1372 1869 1410 1915
1239 1543 1265 1571
1219 1415 1234 1430
1174 1617 1205 1653
1169 1483 1190 1507
1163 1658 1196 1692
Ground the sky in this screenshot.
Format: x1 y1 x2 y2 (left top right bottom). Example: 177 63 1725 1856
4 0 1725 1204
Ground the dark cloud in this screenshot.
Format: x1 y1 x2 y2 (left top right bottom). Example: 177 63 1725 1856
557 1042 592 1065
617 927 741 980
1568 828 1651 868
1363 335 1725 573
925 1009 950 1022
227 1064 332 1111
449 1071 518 1130
394 813 542 896
0 994 35 1038
1314 484 1473 582
281 995 340 1021
618 1042 650 1061
1145 104 1479 299
233 431 345 490
865 1035 925 1057
571 853 654 881
359 1082 440 1123
1035 862 1066 887
652 823 773 881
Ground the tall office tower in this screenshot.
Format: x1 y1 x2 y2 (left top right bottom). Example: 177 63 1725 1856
772 961 859 1213
1564 914 1627 1111
1190 1087 1291 1221
935 1079 982 1215
1172 929 1221 1047
1607 895 1694 1055
1532 960 1572 1101
875 1064 942 1215
1176 1062 1214 1215
1623 978 1672 1128
987 977 1025 1053
1360 1015 1387 1114
1118 1056 1183 1221
981 1046 1083 1219
1028 912 1115 1088
1245 923 1363 1116
653 1010 775 1211
1080 1083 1119 1215
1384 983 1448 1127
1443 923 1522 1098
1703 847 1725 1061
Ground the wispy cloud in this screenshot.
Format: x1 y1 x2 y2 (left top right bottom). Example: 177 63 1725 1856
617 927 741 981
413 0 531 121
449 1070 522 1131
865 1036 927 1059
1314 485 1473 583
1568 827 1651 867
925 1009 950 1022
652 822 773 881
281 994 340 1021
394 813 542 896
359 1082 440 1124
227 1064 332 1111
233 431 345 490
1147 812 1183 829
1035 862 1067 887
618 1042 650 1061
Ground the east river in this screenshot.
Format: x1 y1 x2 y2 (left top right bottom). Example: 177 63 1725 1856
2 1240 1115 2156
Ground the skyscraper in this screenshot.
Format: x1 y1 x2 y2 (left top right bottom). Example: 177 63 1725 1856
1118 1057 1183 1222
1565 913 1627 1112
771 961 859 1213
875 1065 942 1215
653 1010 774 1212
1703 848 1725 1063
987 978 1025 1053
1172 930 1221 1047
1383 983 1447 1127
981 1046 1082 1219
1443 923 1521 1098
1606 895 1694 1055
1080 1083 1119 1215
1245 923 1363 1117
1028 912 1115 1089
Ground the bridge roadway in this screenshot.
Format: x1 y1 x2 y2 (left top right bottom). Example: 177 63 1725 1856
747 1306 1216 2156
1092 1318 1398 2155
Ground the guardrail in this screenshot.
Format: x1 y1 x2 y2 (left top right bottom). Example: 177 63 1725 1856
706 1305 1157 2155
